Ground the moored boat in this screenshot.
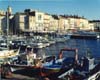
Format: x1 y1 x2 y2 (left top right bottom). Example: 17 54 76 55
1 47 79 78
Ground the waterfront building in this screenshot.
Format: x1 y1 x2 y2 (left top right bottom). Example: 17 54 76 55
67 16 77 31
24 11 36 32
27 15 35 31
24 9 44 32
0 7 97 35
43 13 51 32
60 15 90 32
79 18 90 31
89 23 94 31
0 6 13 35
58 15 69 33
89 20 100 31
50 15 59 32
14 12 26 35
0 10 5 34
60 15 80 31
35 10 44 32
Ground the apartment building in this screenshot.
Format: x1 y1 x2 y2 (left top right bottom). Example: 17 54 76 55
0 10 5 34
14 12 26 34
61 15 91 31
58 15 69 33
89 23 94 31
89 20 100 31
43 13 51 32
49 15 59 32
79 18 90 30
0 7 96 35
24 9 44 32
35 11 44 32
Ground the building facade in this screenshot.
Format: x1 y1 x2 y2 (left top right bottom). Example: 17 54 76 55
50 15 59 32
79 18 90 30
0 7 98 35
43 13 51 32
89 20 100 31
24 9 44 32
0 10 6 34
14 13 26 34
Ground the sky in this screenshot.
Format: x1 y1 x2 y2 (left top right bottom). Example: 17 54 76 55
0 0 100 20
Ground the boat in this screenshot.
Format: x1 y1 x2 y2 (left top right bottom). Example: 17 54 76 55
27 36 50 48
1 47 79 78
0 48 20 64
0 7 20 64
71 31 100 39
58 49 100 80
40 48 78 76
54 36 66 43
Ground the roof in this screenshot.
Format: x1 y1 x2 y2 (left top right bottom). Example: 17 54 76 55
59 15 86 19
52 15 59 20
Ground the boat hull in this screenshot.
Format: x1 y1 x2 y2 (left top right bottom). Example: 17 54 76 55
2 64 62 77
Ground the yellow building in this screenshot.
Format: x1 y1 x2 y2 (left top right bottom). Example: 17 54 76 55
65 16 90 31
67 17 76 31
58 16 69 33
49 15 59 32
13 9 92 34
79 18 89 30
0 10 5 34
44 13 51 31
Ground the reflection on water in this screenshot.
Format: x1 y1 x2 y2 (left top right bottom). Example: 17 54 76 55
36 39 100 59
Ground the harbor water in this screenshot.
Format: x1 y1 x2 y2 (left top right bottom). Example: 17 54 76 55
36 39 100 59
1 38 100 80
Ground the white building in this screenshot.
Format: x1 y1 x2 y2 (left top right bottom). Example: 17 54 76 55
0 10 6 34
24 9 44 32
89 20 100 31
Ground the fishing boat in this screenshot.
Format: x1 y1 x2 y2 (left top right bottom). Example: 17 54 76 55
40 48 78 76
1 47 79 78
58 49 100 80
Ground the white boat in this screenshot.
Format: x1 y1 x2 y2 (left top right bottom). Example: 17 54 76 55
55 37 66 43
0 48 20 64
28 36 50 48
28 41 45 48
